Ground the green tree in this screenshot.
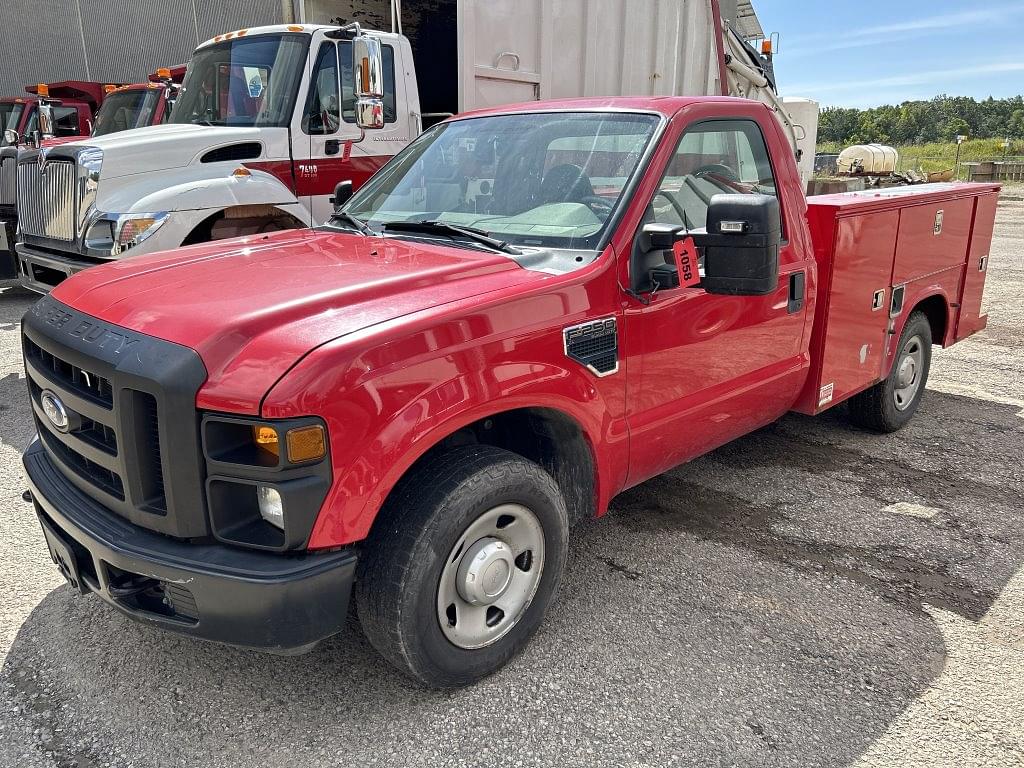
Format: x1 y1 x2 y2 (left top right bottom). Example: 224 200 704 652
814 94 1024 147
1009 110 1024 140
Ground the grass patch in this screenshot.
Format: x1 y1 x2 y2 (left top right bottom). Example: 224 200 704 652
817 139 1024 175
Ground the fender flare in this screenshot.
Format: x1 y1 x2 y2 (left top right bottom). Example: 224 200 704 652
884 286 953 376
262 348 619 549
96 165 312 226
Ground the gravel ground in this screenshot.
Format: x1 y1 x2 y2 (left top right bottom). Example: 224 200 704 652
0 195 1022 767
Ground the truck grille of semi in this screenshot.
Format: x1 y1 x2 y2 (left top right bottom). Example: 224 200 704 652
24 336 166 512
17 159 77 241
0 153 15 206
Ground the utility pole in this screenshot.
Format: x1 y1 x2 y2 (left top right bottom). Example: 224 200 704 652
955 134 967 179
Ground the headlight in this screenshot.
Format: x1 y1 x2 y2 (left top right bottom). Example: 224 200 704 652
257 486 285 530
113 212 168 253
85 211 168 255
202 414 332 552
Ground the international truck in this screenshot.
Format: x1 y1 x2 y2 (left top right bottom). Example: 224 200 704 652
21 78 996 686
13 0 815 293
1 71 182 279
2 81 113 279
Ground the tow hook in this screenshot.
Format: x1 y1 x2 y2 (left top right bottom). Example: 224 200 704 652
107 576 161 599
22 490 32 503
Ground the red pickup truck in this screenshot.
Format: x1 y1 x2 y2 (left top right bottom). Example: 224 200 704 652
21 96 997 688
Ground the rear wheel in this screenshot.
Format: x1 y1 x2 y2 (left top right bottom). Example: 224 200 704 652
355 445 569 688
848 311 933 432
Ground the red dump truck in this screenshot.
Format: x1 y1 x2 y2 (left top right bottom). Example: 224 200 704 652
1 81 109 146
21 95 996 688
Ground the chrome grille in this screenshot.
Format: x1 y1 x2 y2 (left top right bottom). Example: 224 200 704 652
18 158 76 241
0 152 15 206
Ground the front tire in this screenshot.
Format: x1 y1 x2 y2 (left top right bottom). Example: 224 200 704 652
355 445 569 688
848 310 933 432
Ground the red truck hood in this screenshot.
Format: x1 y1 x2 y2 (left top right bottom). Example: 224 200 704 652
52 229 544 412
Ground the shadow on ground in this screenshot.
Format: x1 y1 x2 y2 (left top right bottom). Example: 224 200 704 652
2 390 1022 767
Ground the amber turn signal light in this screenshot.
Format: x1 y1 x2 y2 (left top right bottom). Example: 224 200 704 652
285 425 326 463
253 425 280 458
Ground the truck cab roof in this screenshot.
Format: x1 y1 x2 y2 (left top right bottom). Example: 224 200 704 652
195 23 405 50
453 95 769 121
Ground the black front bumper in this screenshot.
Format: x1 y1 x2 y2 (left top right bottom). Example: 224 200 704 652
24 440 357 652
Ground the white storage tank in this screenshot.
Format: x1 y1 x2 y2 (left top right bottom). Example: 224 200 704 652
837 144 899 176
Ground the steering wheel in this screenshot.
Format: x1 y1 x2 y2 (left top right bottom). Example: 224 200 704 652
653 190 688 224
694 164 740 182
581 195 614 217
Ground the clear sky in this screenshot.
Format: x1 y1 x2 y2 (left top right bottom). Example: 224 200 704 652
755 1 1024 108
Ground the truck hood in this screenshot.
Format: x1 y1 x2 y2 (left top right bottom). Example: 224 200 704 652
51 230 546 412
66 123 271 180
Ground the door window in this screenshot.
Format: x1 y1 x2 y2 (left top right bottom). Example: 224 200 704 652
25 107 80 137
650 119 777 231
302 42 340 135
52 107 81 136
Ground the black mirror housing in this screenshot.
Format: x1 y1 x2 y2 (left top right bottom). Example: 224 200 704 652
698 194 781 296
631 222 685 293
331 180 353 210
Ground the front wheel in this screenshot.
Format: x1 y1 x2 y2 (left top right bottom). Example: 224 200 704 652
355 445 569 688
848 311 933 432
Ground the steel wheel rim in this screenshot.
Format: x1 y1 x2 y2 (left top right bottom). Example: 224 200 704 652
894 334 925 411
437 503 545 650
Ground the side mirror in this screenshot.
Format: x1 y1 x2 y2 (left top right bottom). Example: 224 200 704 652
631 222 686 294
37 102 55 139
2 128 19 145
695 194 781 296
331 180 353 210
352 34 385 130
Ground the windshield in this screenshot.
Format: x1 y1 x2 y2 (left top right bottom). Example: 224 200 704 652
93 89 164 136
343 111 661 250
1 103 24 144
170 33 309 127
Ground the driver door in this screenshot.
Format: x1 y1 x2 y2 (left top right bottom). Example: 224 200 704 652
623 114 808 486
294 37 411 225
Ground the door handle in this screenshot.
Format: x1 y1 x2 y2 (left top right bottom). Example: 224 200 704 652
325 139 341 156
788 271 805 314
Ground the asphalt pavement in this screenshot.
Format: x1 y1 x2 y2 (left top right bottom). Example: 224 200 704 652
0 194 1022 767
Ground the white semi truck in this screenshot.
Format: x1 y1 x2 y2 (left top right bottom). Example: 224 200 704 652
14 0 816 293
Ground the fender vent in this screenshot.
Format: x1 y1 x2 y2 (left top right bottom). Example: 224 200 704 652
201 142 262 163
564 317 619 376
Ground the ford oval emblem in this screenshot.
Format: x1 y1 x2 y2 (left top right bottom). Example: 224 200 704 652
40 390 69 432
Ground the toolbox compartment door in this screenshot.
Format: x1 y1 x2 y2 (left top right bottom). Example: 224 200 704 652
815 210 898 409
955 192 998 340
893 197 974 287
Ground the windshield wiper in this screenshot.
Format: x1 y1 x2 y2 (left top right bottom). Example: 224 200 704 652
331 211 374 236
382 220 518 254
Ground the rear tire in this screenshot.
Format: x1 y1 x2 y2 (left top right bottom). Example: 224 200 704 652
848 311 932 433
355 445 569 688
